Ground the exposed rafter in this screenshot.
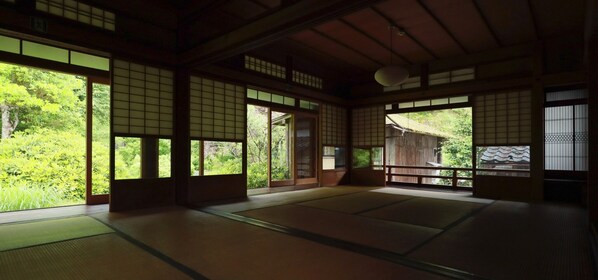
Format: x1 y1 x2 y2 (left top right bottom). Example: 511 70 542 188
471 0 503 47
337 18 413 65
416 0 469 54
310 28 384 67
370 6 439 59
180 0 383 67
279 38 369 78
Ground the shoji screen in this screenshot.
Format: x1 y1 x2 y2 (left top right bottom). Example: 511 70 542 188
474 90 531 145
112 59 174 136
189 76 245 140
321 104 347 146
352 106 385 146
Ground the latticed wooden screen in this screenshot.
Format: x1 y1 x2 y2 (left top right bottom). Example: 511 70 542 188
321 104 346 146
352 106 385 147
189 76 245 140
112 59 174 136
473 90 531 145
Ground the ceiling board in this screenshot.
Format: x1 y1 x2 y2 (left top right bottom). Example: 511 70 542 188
476 0 536 46
314 20 406 66
343 9 434 63
422 0 497 53
291 30 381 71
374 0 463 58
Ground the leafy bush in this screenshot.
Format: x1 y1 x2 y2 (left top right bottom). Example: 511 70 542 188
0 129 114 207
247 162 268 189
0 183 64 212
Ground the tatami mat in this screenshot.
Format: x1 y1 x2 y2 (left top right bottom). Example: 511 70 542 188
240 204 441 254
408 201 593 280
94 207 446 280
361 197 486 229
0 216 113 251
298 191 413 214
371 187 494 204
207 186 375 213
0 234 190 279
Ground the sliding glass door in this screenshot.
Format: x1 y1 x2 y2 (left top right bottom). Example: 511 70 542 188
247 104 317 189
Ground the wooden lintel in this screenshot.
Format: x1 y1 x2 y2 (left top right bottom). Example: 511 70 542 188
180 0 380 67
194 64 349 106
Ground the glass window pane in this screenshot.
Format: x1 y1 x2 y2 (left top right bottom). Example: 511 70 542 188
158 139 171 178
352 147 371 168
203 141 243 175
70 51 109 71
22 41 69 63
372 147 383 170
284 97 295 106
431 98 449 106
476 146 530 177
115 137 141 179
247 89 258 99
0 35 20 54
190 140 201 176
91 83 110 195
449 96 469 104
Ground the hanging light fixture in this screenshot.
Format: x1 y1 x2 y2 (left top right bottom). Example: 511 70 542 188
375 24 409 87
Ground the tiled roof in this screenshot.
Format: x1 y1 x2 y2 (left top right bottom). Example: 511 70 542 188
479 146 530 164
386 115 452 138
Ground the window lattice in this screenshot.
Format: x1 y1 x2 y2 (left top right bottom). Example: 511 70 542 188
36 0 115 31
300 100 319 111
190 76 245 140
352 106 385 147
383 76 421 92
112 59 174 136
474 90 531 145
292 70 323 89
429 67 475 86
321 104 346 146
244 55 286 79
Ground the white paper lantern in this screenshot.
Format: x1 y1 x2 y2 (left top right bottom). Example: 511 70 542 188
374 65 409 87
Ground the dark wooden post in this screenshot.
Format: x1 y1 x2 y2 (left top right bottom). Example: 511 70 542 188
141 138 159 178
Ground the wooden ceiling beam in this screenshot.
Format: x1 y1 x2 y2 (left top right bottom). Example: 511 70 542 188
337 18 413 65
370 6 439 59
179 0 382 67
416 0 469 54
471 0 503 47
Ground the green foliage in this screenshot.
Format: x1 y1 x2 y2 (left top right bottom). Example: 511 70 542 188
0 63 86 136
204 141 242 176
247 162 268 189
0 183 63 212
353 148 371 168
247 105 269 188
114 137 141 180
0 130 87 204
0 64 113 211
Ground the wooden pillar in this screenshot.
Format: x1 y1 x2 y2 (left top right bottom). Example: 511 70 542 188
587 0 598 222
588 41 598 222
530 42 544 201
174 68 191 205
141 138 159 178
